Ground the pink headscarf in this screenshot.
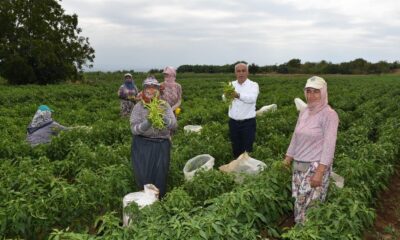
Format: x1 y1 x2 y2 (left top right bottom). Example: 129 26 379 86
163 66 176 85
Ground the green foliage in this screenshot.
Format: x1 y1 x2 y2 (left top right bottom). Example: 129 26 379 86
143 98 166 130
222 81 235 105
0 0 95 84
1 73 400 239
183 170 236 205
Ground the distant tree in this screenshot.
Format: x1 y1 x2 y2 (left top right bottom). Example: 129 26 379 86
148 69 162 74
338 62 352 74
276 64 288 74
248 63 259 75
368 61 390 74
323 63 340 74
348 58 368 74
286 58 301 73
390 61 399 71
301 62 317 74
0 0 95 84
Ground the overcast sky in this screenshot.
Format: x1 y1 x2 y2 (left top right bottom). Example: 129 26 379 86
61 0 400 71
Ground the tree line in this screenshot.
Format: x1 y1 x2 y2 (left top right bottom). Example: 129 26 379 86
177 59 399 75
1 0 398 85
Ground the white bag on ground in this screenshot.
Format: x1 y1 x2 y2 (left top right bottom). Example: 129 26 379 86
331 171 344 188
183 154 215 180
184 125 202 133
256 104 277 116
294 98 307 111
219 152 266 182
122 184 159 226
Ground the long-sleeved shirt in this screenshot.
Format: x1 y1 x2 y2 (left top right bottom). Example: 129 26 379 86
118 84 138 100
286 106 339 167
228 79 259 120
130 101 177 139
26 121 68 146
161 82 182 110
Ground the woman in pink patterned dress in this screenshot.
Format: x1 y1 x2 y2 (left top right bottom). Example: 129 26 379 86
283 76 339 224
160 66 182 114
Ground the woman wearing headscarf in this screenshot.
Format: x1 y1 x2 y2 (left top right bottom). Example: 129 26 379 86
26 105 69 146
160 66 182 114
118 73 139 117
130 76 177 198
283 76 339 224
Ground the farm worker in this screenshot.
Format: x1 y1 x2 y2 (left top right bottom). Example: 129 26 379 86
228 62 259 158
130 76 177 198
283 76 339 224
118 73 139 117
160 66 182 116
26 105 69 146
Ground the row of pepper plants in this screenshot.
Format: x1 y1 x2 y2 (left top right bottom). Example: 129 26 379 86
0 73 399 239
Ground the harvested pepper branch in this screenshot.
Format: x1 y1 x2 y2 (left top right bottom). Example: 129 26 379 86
223 82 235 105
143 96 167 130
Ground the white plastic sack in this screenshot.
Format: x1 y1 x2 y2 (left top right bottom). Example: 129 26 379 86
184 125 202 133
122 184 159 226
183 154 215 180
294 98 307 111
219 152 266 182
331 172 344 188
256 104 277 116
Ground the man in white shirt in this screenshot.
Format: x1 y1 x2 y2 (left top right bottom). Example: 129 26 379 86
228 63 259 158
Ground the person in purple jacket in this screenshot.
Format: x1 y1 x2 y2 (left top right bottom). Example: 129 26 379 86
26 105 69 146
283 76 339 224
118 73 139 117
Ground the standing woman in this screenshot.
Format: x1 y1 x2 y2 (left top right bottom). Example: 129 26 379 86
118 73 139 117
130 76 177 198
283 76 339 224
160 66 182 114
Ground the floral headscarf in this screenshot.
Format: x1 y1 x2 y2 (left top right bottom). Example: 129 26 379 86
141 76 160 103
162 66 177 85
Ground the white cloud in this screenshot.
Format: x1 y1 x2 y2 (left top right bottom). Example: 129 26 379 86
61 0 400 71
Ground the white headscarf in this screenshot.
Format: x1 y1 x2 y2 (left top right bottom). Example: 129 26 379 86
304 83 328 116
29 110 53 128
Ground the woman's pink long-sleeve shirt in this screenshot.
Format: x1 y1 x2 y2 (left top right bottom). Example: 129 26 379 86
286 106 339 167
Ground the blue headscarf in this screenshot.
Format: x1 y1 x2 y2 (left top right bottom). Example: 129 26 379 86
124 73 135 90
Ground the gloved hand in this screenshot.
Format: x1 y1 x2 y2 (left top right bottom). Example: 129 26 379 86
163 115 171 126
138 119 152 132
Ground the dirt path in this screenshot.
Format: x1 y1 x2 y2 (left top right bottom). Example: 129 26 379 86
364 167 400 240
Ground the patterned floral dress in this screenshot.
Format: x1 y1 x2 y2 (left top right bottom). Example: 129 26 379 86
118 84 138 117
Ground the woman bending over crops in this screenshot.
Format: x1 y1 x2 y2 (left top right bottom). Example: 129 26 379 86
160 66 182 115
283 76 339 224
118 73 139 117
130 76 177 198
26 105 69 146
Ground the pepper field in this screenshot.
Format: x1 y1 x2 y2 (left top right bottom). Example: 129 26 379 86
1 73 400 239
